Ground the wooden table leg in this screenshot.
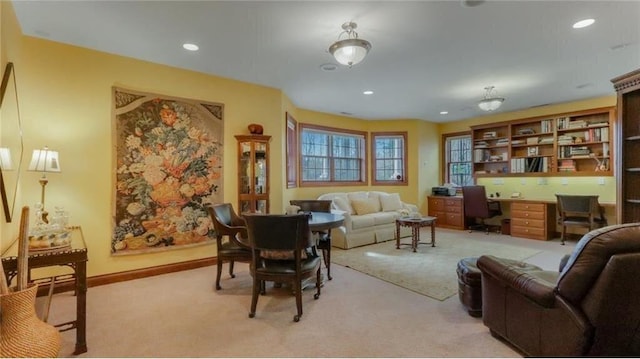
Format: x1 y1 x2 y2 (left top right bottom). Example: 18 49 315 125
73 261 88 355
412 225 418 252
431 221 436 247
396 221 401 249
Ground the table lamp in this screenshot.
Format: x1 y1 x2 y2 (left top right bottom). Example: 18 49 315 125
0 147 13 170
27 146 61 223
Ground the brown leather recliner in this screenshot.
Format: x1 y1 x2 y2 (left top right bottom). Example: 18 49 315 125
477 223 640 357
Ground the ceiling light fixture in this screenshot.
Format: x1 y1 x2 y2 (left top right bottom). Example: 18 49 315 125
573 18 595 29
478 86 505 112
182 43 199 51
328 22 371 67
363 90 374 95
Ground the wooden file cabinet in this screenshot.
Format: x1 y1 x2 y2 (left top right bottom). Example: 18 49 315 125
510 201 556 240
427 196 465 230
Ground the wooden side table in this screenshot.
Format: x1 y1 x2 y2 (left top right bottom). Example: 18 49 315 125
1 226 88 355
395 216 437 252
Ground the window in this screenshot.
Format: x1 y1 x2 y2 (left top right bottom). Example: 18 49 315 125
285 112 297 188
300 124 367 185
443 133 473 187
372 132 407 185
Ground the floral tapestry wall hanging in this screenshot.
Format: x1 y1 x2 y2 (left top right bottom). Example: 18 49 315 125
111 87 224 255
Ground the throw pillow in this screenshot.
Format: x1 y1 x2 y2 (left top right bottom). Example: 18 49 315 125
351 198 380 215
380 193 403 212
333 196 354 214
367 192 383 212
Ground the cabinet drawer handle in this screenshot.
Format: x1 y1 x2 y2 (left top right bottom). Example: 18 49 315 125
525 214 529 217
525 221 529 225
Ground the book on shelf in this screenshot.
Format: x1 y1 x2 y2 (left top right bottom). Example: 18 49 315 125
541 119 553 132
517 128 535 135
539 137 554 144
483 131 497 139
526 137 539 145
511 139 525 145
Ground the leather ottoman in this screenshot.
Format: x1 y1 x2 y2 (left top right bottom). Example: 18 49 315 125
456 257 542 317
457 257 484 317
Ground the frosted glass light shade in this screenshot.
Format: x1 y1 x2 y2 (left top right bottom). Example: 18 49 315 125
478 97 504 111
329 39 371 66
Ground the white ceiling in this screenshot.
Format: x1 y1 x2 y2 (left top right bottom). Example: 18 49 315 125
11 0 640 122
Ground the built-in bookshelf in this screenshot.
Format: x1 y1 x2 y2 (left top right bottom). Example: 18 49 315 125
471 106 615 177
612 68 640 224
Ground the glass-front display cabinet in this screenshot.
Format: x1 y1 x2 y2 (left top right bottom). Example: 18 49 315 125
235 134 271 213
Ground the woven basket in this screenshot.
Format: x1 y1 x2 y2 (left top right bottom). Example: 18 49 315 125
0 283 61 358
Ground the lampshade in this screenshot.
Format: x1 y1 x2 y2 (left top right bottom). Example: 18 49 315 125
478 86 505 111
329 22 372 67
0 147 13 170
28 147 61 173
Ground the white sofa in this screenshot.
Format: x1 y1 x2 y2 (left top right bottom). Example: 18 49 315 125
317 191 419 249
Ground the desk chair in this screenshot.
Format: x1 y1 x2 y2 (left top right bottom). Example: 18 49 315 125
289 199 333 280
462 185 502 234
208 203 252 290
244 213 321 322
555 194 607 245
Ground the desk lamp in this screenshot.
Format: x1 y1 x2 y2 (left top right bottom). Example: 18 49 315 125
27 146 60 223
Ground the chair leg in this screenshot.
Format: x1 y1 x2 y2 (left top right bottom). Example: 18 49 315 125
228 260 236 278
314 267 321 300
216 260 223 290
249 276 260 318
323 248 332 280
561 225 566 245
293 279 303 322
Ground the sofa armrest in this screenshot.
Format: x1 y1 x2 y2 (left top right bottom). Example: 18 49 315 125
331 209 351 230
477 255 558 307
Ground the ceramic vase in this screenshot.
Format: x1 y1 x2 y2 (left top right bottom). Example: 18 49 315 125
0 284 61 358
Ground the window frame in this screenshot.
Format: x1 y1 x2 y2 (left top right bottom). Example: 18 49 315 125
299 123 368 187
441 131 474 188
285 112 298 188
371 131 408 186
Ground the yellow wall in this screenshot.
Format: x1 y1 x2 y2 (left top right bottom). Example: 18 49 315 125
0 4 438 278
0 1 620 279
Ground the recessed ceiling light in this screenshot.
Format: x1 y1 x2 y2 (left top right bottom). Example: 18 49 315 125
183 43 199 51
573 19 595 29
440 111 449 115
363 90 374 95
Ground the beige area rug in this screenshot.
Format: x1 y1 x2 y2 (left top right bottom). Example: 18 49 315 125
332 231 541 301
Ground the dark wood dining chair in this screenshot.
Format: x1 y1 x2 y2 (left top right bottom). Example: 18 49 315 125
208 203 252 290
244 213 321 322
289 199 334 280
555 194 607 245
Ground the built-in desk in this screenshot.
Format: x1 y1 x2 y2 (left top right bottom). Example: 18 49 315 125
427 196 465 230
427 195 615 241
496 199 556 240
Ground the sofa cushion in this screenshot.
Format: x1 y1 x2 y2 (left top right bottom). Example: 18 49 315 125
351 215 375 230
347 191 368 203
333 196 354 214
371 212 397 225
380 193 403 212
367 192 383 212
351 198 380 215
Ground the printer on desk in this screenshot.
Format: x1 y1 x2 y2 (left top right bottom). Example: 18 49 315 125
432 186 457 196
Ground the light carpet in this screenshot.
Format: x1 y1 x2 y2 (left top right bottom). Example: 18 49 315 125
331 230 541 301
